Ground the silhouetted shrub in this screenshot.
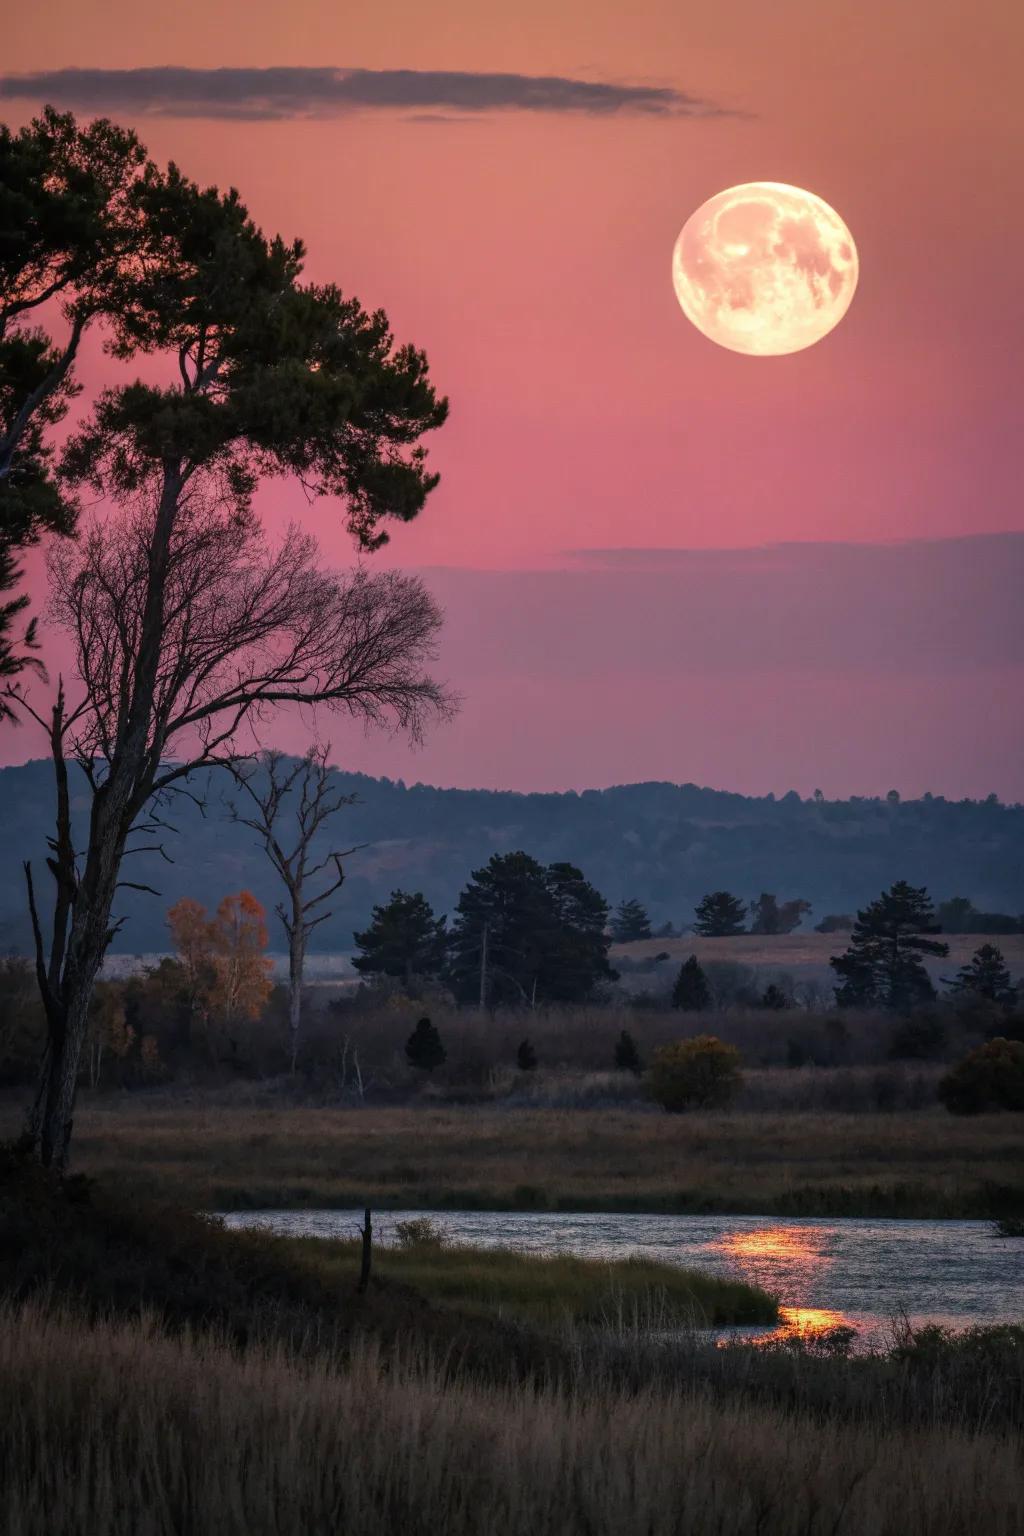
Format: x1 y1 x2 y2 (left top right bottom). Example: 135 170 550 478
647 1035 742 1113
516 1038 538 1072
405 1016 446 1072
760 984 790 1011
938 1038 1024 1115
613 1029 642 1075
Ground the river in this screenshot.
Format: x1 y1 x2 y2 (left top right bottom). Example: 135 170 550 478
222 1209 1023 1347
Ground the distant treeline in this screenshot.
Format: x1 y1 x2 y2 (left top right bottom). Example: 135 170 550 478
1 758 1022 953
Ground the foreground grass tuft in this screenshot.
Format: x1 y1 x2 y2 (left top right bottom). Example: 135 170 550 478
1 1299 1021 1536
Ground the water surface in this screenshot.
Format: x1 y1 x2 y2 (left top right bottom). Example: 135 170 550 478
222 1209 1023 1346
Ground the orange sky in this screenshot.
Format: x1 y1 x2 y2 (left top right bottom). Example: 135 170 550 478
3 1 1023 793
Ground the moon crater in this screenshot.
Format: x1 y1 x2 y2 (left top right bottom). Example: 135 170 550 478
672 182 858 356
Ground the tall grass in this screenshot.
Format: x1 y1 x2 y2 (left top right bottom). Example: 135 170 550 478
1 1300 1020 1536
285 1232 777 1325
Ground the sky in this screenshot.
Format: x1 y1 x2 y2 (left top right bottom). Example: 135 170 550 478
2 0 1023 797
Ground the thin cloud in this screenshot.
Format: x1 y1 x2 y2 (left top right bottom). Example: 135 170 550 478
0 66 733 121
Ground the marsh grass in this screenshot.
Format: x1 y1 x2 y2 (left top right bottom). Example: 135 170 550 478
1 1299 1021 1536
284 1232 778 1326
9 1097 1019 1217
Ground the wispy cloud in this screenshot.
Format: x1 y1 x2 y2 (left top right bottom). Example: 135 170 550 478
0 66 732 121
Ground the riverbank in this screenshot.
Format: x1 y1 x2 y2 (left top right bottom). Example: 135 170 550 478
5 1096 1022 1218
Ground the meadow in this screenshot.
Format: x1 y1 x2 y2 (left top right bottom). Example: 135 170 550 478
4 1094 1019 1216
2 1299 1021 1536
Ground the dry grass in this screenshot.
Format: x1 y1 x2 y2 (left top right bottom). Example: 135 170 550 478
1 1299 1020 1536
4 1095 1020 1215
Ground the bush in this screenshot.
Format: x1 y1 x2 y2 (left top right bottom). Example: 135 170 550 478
938 1038 1024 1115
516 1038 538 1072
613 1029 642 1075
646 1035 742 1113
393 1217 449 1248
405 1016 446 1072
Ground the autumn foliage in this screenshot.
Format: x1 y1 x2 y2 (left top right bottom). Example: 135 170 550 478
167 892 273 1059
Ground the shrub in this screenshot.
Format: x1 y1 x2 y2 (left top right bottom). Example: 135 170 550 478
613 1029 642 1075
646 1035 742 1113
393 1217 449 1248
516 1038 538 1072
760 984 790 1011
405 1016 446 1072
937 1038 1024 1115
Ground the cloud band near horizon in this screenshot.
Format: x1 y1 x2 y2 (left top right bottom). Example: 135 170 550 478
0 66 728 120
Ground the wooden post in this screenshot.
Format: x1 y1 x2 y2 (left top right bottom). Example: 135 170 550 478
358 1206 372 1293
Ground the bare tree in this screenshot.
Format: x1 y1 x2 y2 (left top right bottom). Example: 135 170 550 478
10 500 450 1169
231 747 363 1073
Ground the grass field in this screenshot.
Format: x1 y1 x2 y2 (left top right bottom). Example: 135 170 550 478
5 1096 1020 1216
3 1300 1021 1536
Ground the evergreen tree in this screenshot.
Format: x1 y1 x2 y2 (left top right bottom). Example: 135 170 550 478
613 1028 642 1074
447 852 613 1006
353 890 448 984
672 955 712 1011
949 944 1017 1007
543 861 616 1002
694 891 747 937
830 881 948 1011
405 1015 446 1072
610 897 652 943
749 893 812 936
516 1037 538 1071
760 983 790 1010
1 111 149 710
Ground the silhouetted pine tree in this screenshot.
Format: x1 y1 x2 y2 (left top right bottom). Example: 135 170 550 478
830 881 948 1011
694 891 747 937
610 898 652 943
672 955 712 1011
949 944 1017 1006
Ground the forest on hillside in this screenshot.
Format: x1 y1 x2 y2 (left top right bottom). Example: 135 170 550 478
1 759 1021 954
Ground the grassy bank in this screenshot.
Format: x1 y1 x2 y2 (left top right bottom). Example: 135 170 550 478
286 1231 776 1326
8 1097 1021 1217
2 1299 1021 1536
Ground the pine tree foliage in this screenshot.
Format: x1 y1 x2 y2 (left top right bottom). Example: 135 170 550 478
447 852 614 1006
610 898 652 943
353 890 448 983
694 891 747 937
1 110 149 709
749 893 812 935
672 955 712 1011
830 881 949 1012
950 944 1018 1007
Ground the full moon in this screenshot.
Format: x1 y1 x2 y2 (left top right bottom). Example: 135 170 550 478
671 182 858 356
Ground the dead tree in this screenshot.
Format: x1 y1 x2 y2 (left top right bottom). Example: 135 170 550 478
231 747 363 1073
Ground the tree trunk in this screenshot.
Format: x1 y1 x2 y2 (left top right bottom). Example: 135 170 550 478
357 1207 372 1294
288 911 304 1075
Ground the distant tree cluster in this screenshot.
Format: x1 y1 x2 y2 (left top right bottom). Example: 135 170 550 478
356 852 616 1007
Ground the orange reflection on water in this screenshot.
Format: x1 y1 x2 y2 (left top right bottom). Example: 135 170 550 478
765 1306 852 1343
714 1226 825 1264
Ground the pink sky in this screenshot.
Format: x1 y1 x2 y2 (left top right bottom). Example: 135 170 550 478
2 0 1023 795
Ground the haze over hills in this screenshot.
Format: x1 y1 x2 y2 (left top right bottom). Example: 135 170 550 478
1 759 1022 955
